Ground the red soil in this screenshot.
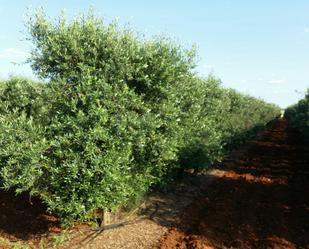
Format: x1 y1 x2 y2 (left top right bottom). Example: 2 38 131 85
0 190 60 246
157 119 309 249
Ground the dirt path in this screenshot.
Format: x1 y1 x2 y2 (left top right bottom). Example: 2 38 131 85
157 119 309 249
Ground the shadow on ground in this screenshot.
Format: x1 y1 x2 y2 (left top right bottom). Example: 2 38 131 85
0 190 60 242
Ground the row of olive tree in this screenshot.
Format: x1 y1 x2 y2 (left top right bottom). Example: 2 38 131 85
0 11 280 223
285 89 309 138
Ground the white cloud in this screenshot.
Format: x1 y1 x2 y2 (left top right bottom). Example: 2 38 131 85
305 27 309 33
268 79 287 84
0 48 29 61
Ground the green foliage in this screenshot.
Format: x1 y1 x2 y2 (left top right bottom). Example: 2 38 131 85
0 10 280 223
175 75 280 169
175 75 226 168
0 76 179 220
285 89 309 137
41 77 181 219
0 77 45 118
218 88 280 148
27 11 196 101
0 77 47 191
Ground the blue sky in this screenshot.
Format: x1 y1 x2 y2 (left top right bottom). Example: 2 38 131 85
0 1 308 108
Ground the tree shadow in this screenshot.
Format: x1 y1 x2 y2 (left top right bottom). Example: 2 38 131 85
0 189 60 241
